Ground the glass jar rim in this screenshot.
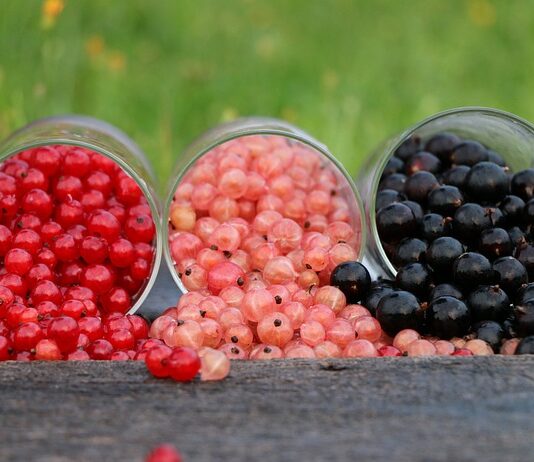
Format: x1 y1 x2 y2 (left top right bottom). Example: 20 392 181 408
369 106 534 277
0 115 162 314
163 117 367 293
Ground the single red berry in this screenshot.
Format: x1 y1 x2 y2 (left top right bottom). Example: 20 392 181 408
67 350 90 360
86 210 121 243
62 149 91 177
5 303 27 328
35 339 62 360
66 224 87 244
0 225 13 256
119 272 143 295
165 347 201 382
0 335 12 360
40 221 63 243
26 264 54 288
77 333 90 349
103 313 131 332
80 236 108 264
13 322 43 351
57 261 83 285
13 229 42 255
0 195 18 219
131 258 150 281
145 344 173 378
31 146 61 176
125 214 155 244
53 175 83 201
86 171 112 196
5 248 33 276
127 315 149 340
86 339 114 360
80 264 115 295
116 176 142 206
22 189 53 219
60 299 87 319
31 280 63 305
81 189 106 211
82 299 99 317
134 242 153 261
106 328 135 350
107 204 126 224
64 285 96 302
0 285 14 317
0 172 17 194
47 316 79 353
36 248 57 269
101 287 131 314
36 301 60 319
145 444 182 462
452 348 474 356
378 345 403 357
78 316 104 342
52 233 79 262
110 350 130 361
91 153 117 175
55 198 84 228
13 213 42 231
0 273 28 296
109 238 135 267
138 338 163 351
19 167 48 193
19 307 39 323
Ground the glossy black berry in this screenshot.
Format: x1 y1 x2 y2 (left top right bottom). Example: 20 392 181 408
511 168 534 201
376 291 424 337
503 315 517 339
517 245 534 279
508 226 528 249
394 135 421 161
376 202 417 243
515 336 534 354
424 132 461 161
523 198 534 224
376 189 406 211
427 185 464 217
450 140 489 166
426 237 464 275
467 285 510 322
515 282 534 305
420 213 451 241
485 206 506 228
442 165 470 189
405 152 442 175
395 263 432 297
330 261 371 304
363 285 395 317
427 296 471 339
453 203 492 241
464 161 510 202
382 156 404 176
514 300 534 337
492 256 528 296
430 283 463 301
404 171 439 204
401 200 424 224
394 238 427 266
500 195 525 225
473 320 504 352
378 173 407 192
478 228 513 260
453 252 494 289
486 150 506 166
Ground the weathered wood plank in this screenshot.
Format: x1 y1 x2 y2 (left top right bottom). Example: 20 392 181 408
0 357 533 462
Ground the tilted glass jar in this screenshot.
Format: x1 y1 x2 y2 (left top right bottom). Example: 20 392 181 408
357 106 534 279
164 117 366 294
0 115 162 314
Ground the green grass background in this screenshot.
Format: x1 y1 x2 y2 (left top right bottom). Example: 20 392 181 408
1 0 533 186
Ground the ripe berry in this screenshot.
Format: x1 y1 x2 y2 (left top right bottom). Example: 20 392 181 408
478 228 512 260
420 213 451 241
511 168 534 201
376 202 417 243
427 186 464 217
106 328 135 350
395 263 432 297
145 444 182 462
427 296 471 339
86 210 121 243
467 285 510 323
394 238 427 266
80 236 108 264
376 189 406 211
464 162 509 202
363 284 395 316
80 264 115 295
450 140 488 166
86 339 114 360
165 347 201 382
453 203 492 242
125 214 155 244
424 132 461 160
379 173 406 192
453 252 494 289
395 134 421 160
492 256 528 296
47 316 79 353
514 300 534 337
4 248 33 276
500 195 525 225
426 237 464 275
330 261 371 303
473 320 504 352
376 291 423 337
109 239 135 267
442 165 470 189
405 151 441 175
13 322 43 351
404 171 439 204
515 336 534 354
430 283 463 301
52 233 79 262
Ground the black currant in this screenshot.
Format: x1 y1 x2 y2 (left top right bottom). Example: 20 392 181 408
382 156 404 176
404 171 439 204
500 195 525 225
473 320 504 352
514 300 534 337
427 185 464 217
453 203 492 241
376 291 424 337
486 150 506 166
420 213 451 241
394 238 427 266
467 285 510 322
426 236 464 275
523 198 534 224
511 168 534 201
363 285 395 317
405 151 442 175
376 202 417 243
516 336 534 354
453 252 494 289
401 200 424 224
516 282 534 305
442 165 470 189
330 261 371 304
492 256 528 296
427 296 471 339
395 262 433 297
430 283 463 301
478 227 513 260
450 140 489 166
376 189 406 211
378 173 407 192
508 226 528 249
395 135 421 161
424 132 461 161
464 161 510 202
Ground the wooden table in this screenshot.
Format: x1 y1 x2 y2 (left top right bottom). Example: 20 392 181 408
1 263 532 462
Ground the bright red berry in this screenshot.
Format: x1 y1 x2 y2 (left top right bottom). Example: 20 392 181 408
80 236 108 264
60 300 87 319
165 347 201 382
86 339 114 360
0 225 13 255
31 280 63 305
145 344 173 378
54 175 83 201
0 335 12 360
106 328 135 350
86 210 121 243
80 264 115 295
35 339 62 360
125 214 155 244
47 316 80 353
22 189 53 219
52 233 79 262
13 322 43 351
78 316 104 342
101 287 131 314
5 248 33 276
127 315 149 340
145 444 182 462
109 238 135 267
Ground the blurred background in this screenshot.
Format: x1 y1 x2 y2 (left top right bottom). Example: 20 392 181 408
1 0 533 187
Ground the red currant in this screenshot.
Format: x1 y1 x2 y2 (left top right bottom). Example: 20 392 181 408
52 233 79 261
165 347 201 382
5 248 33 276
86 210 121 243
109 238 135 267
55 198 84 228
62 149 91 177
125 214 155 244
22 189 53 219
53 175 83 201
86 171 112 196
78 316 104 342
13 322 43 351
145 444 182 462
0 225 13 255
80 236 108 264
106 328 135 350
101 287 131 314
35 339 62 360
47 316 80 353
145 344 173 378
80 264 115 295
86 338 114 360
27 264 54 288
31 146 61 176
13 229 42 255
31 280 63 305
0 335 12 360
116 176 142 206
60 300 87 319
40 221 63 243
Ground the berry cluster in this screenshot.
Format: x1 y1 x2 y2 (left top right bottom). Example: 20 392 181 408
0 145 159 361
369 131 534 354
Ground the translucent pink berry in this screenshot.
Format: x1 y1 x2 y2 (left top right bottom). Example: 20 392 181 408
465 339 493 356
170 204 196 232
393 329 421 353
218 343 248 360
219 286 245 307
314 341 341 358
224 323 254 348
257 312 293 347
405 339 437 356
268 218 303 253
209 196 239 222
199 347 231 381
303 247 328 272
434 340 455 356
250 344 284 360
241 288 275 322
353 316 382 343
313 285 346 313
326 319 354 348
219 307 245 330
343 339 378 358
163 320 204 349
252 210 282 235
300 320 326 347
500 338 520 355
207 261 245 295
285 344 316 359
180 264 208 291
339 304 371 321
209 223 241 252
199 318 223 348
263 256 296 285
191 183 218 211
149 315 176 339
305 304 336 329
218 168 248 199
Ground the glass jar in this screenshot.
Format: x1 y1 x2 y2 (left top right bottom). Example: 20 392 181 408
164 117 365 294
357 106 534 279
0 115 162 314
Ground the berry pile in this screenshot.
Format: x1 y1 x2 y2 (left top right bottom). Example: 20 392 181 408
370 131 534 354
0 145 161 362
